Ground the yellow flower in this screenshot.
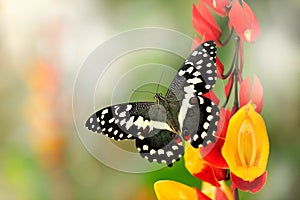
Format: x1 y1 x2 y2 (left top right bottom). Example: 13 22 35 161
154 180 200 200
222 102 269 181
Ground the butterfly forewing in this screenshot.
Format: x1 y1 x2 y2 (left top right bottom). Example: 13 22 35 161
166 41 217 103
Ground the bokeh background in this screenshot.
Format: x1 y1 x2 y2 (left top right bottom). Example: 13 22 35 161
1 0 300 199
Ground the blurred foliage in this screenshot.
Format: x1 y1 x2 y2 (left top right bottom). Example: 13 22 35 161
0 0 299 200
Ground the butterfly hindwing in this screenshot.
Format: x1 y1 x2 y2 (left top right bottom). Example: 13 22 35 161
85 102 173 140
181 96 219 148
136 130 184 166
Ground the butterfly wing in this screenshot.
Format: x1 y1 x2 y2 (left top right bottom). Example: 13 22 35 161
181 96 219 148
86 102 184 166
165 41 219 147
136 130 184 167
85 102 175 140
166 40 217 103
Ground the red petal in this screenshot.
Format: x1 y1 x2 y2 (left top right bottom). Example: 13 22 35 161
252 75 264 113
194 164 227 187
231 171 267 193
216 57 224 79
203 0 230 17
228 0 260 42
202 90 220 105
192 3 222 42
224 74 233 98
201 139 228 168
197 1 222 33
239 76 251 108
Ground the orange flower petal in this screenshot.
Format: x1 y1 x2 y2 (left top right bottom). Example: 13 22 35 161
222 102 269 181
154 180 211 200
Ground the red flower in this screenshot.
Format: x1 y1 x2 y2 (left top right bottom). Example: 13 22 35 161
203 0 230 17
239 76 264 113
216 57 224 79
192 1 222 43
228 0 260 42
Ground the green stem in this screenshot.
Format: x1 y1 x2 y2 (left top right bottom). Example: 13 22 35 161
234 188 240 200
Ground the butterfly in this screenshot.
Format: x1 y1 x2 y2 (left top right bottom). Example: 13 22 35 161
85 41 220 167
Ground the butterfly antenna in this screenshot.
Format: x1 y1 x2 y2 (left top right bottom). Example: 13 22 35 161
156 71 165 94
133 89 156 95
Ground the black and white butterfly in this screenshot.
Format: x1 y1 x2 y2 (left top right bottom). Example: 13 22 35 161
86 41 219 167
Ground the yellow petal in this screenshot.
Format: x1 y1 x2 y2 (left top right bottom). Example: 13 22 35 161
154 180 198 200
184 145 204 174
201 181 234 200
222 102 269 181
201 182 216 199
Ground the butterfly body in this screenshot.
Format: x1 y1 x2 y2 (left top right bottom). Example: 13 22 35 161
86 41 220 166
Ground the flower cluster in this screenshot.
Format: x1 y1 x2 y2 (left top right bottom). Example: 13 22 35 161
154 0 269 199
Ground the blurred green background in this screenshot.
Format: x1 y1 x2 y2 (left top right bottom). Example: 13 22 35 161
1 0 300 199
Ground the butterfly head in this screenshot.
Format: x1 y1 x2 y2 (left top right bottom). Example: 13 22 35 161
154 93 165 104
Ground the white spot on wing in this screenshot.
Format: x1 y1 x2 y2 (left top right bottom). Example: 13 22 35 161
196 60 203 65
158 149 164 155
193 134 199 141
178 86 196 130
201 131 207 139
150 149 156 155
203 122 210 130
192 51 198 56
120 119 126 126
187 77 202 84
119 111 126 118
166 151 174 157
143 145 149 151
108 118 115 123
133 116 172 132
178 70 185 76
102 109 108 115
206 106 212 113
193 71 201 76
125 116 135 130
186 66 194 73
126 105 132 111
172 145 179 150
